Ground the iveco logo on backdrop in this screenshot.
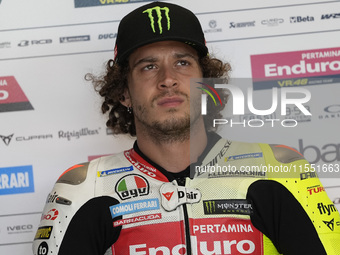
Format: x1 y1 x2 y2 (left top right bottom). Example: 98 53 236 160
7 224 34 234
0 76 34 112
0 165 34 195
18 39 52 47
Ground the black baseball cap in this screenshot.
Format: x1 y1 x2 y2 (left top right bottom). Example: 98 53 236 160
114 1 208 64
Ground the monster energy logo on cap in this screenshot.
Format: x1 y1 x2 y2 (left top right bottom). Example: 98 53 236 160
113 2 208 64
143 6 170 34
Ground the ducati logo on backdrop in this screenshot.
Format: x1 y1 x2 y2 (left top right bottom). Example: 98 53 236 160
115 174 149 200
160 182 201 211
0 76 34 113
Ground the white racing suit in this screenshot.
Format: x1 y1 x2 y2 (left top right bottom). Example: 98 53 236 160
33 133 340 255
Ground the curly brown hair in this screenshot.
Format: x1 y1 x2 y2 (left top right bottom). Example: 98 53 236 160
87 55 231 136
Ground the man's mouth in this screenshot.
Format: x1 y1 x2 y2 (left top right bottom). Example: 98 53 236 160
157 96 184 107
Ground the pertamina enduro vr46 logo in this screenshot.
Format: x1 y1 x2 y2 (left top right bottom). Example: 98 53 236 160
0 76 33 112
115 174 149 200
143 6 170 34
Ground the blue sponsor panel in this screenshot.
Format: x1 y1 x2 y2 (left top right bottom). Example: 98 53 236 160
74 0 153 8
0 165 34 195
110 198 159 218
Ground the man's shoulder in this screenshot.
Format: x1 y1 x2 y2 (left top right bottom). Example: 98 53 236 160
216 135 305 164
56 150 131 185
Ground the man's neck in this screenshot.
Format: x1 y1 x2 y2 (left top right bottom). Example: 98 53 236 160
135 120 208 173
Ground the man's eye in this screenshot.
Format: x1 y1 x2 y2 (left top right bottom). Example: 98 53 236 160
177 60 189 66
143 64 155 70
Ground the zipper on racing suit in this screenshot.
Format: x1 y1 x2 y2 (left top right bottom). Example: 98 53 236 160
176 176 192 255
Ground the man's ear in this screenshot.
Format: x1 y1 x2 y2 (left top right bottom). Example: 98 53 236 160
119 89 131 108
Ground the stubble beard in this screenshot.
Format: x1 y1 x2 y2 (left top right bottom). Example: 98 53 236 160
133 91 201 144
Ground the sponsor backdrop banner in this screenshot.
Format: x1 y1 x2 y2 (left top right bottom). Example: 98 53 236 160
0 0 339 254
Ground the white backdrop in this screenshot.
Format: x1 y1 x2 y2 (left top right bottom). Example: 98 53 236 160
0 0 339 254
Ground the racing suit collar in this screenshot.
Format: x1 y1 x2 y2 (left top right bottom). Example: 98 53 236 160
133 132 222 181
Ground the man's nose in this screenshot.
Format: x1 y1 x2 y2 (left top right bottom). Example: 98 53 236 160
157 67 178 89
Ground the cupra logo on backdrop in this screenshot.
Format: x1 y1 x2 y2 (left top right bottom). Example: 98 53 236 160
197 81 312 128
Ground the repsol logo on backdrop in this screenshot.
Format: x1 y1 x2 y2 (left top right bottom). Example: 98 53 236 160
0 165 34 195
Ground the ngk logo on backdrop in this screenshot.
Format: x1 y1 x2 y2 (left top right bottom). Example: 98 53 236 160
0 76 34 112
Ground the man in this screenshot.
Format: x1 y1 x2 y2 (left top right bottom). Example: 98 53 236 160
33 2 340 255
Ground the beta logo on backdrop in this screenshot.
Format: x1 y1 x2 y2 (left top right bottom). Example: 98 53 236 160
0 76 34 113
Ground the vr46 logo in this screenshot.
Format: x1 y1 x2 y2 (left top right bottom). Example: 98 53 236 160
115 174 149 200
